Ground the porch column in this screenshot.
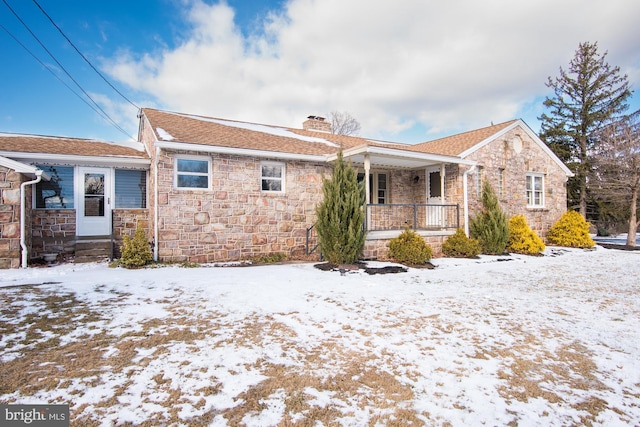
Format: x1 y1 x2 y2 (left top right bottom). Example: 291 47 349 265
364 154 371 231
364 154 371 204
440 163 446 228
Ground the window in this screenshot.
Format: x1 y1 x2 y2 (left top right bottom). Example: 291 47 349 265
526 174 544 207
357 172 387 204
261 162 285 192
475 166 484 197
35 165 74 209
175 156 210 189
498 168 505 199
377 173 387 204
115 169 147 208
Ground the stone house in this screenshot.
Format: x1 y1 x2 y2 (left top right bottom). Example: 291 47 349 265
0 109 572 268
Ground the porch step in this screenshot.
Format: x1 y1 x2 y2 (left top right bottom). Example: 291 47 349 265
74 239 112 263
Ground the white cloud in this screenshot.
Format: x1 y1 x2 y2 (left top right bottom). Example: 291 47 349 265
105 0 640 142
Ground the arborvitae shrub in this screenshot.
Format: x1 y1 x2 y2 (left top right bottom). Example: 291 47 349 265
507 215 546 255
120 227 153 268
546 211 595 248
388 228 432 265
315 151 366 264
469 182 510 254
442 228 482 258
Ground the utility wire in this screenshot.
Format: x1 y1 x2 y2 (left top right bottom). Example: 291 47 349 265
31 0 139 109
1 0 133 139
0 22 112 122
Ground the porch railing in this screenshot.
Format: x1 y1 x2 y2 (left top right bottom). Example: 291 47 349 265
365 203 459 232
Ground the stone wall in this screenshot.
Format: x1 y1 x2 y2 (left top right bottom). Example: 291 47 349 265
363 232 451 260
0 167 23 268
153 147 329 263
31 210 76 258
112 209 150 258
450 125 569 237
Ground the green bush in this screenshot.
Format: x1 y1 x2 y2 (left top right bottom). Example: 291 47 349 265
442 228 481 258
315 151 366 264
469 182 510 254
388 228 432 265
547 211 595 248
120 227 153 268
507 215 546 255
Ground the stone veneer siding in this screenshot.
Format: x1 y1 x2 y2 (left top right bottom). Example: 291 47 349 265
154 149 329 263
112 209 149 257
454 125 569 237
29 209 149 260
31 209 76 258
0 167 24 268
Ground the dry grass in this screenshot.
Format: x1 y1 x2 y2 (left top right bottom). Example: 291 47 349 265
0 279 636 426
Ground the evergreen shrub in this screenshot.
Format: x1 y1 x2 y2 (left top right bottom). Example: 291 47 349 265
388 228 432 265
442 228 481 258
120 227 153 268
469 182 510 254
507 215 545 255
315 151 366 264
546 211 595 248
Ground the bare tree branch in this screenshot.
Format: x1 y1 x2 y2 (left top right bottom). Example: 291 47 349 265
329 111 361 136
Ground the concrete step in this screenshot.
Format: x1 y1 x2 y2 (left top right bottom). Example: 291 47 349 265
74 239 111 263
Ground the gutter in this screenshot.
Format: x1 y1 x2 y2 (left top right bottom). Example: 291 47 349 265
463 165 476 237
20 170 43 268
153 146 160 262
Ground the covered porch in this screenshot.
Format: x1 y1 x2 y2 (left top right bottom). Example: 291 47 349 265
329 144 474 231
326 145 475 258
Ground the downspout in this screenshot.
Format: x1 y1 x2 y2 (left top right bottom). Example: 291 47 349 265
153 146 160 261
20 170 43 268
463 165 476 237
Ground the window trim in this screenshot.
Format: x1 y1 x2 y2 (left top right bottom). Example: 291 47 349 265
526 173 545 208
260 161 286 193
174 155 212 190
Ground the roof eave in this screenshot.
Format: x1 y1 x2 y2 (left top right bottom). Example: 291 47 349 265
155 141 329 162
0 151 151 167
329 145 475 166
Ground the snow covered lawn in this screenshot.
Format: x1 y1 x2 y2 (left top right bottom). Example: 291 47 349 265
1 246 639 426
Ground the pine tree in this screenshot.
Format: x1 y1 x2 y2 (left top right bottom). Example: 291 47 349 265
539 41 632 218
315 151 366 264
469 182 509 255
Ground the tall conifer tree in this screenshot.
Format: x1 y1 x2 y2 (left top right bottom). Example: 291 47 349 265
315 151 366 264
539 41 631 217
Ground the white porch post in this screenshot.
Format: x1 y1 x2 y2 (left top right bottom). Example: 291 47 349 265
364 154 371 204
364 154 371 231
440 163 446 228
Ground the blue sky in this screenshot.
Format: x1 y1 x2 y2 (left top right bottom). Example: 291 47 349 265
1 0 639 145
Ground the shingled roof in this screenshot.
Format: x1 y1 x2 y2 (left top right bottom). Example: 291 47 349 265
142 108 376 157
410 120 518 156
0 133 148 159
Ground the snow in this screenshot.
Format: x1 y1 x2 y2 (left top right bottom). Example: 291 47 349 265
155 127 175 141
0 246 639 426
172 112 340 147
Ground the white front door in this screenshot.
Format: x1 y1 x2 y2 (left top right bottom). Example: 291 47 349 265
426 166 444 227
77 167 111 236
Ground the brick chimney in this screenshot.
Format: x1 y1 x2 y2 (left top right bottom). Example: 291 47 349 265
302 115 332 133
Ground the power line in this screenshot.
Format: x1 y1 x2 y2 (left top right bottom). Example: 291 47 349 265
31 0 139 110
1 0 134 139
0 22 115 123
